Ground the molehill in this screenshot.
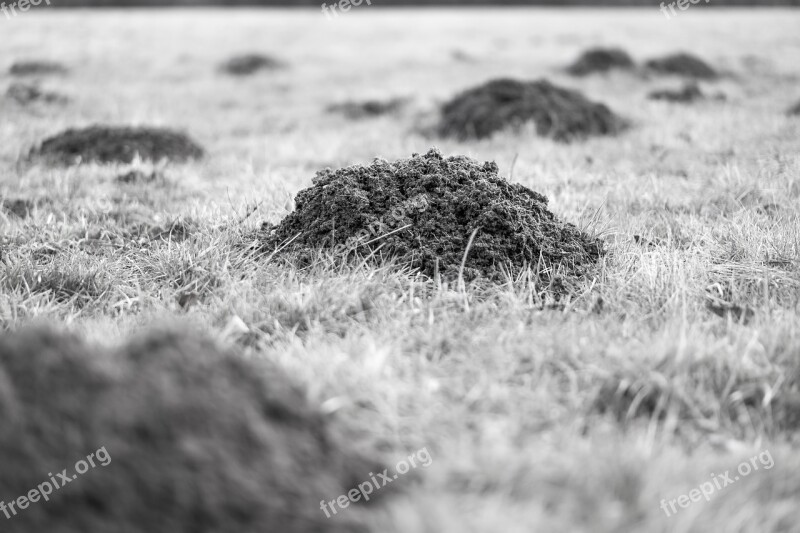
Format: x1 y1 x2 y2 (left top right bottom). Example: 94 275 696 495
220 54 285 76
566 47 636 76
645 53 718 79
259 149 603 283
31 126 204 165
9 60 68 77
436 78 626 141
0 327 386 533
327 97 408 120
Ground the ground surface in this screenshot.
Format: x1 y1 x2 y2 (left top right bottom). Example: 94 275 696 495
2 7 800 532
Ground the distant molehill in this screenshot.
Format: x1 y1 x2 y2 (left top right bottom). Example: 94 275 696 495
645 52 718 79
436 78 627 141
219 53 286 76
31 126 205 165
9 60 68 77
566 47 636 76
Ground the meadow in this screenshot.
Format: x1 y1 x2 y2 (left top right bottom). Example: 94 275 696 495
2 7 800 532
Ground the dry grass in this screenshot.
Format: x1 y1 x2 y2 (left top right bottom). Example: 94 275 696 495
1 7 800 532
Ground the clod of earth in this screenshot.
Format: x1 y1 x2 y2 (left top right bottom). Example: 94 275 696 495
219 54 286 76
327 97 408 119
31 126 205 166
0 327 389 533
645 53 718 79
259 148 603 284
9 60 68 77
6 82 67 105
436 78 627 141
566 47 636 76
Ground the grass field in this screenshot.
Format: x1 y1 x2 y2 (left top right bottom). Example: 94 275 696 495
2 7 800 532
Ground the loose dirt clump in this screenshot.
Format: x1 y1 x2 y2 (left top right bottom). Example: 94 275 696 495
645 52 718 79
259 148 603 284
9 60 68 77
0 327 387 533
219 54 286 76
31 126 205 166
327 97 408 119
566 47 636 76
6 82 67 105
436 78 627 141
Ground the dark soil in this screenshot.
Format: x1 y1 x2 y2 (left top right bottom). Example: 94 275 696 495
259 148 603 284
1 198 33 219
6 83 66 105
566 47 636 76
219 54 286 76
645 53 718 79
327 97 408 119
0 327 387 533
787 100 800 116
9 60 68 77
648 83 705 103
436 78 627 142
31 126 205 165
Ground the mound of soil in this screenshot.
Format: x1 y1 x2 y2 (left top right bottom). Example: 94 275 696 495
31 126 205 166
0 327 386 533
6 82 66 105
220 54 285 76
566 47 635 76
259 148 603 283
327 97 408 120
9 60 68 77
436 78 626 142
645 53 718 79
787 100 800 116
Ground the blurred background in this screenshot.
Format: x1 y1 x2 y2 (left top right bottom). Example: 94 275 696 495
46 0 800 7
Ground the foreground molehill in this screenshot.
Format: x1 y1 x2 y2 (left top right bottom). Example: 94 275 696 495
0 328 385 533
566 47 636 76
31 126 204 165
645 52 718 79
436 78 626 141
260 149 603 283
219 53 286 76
